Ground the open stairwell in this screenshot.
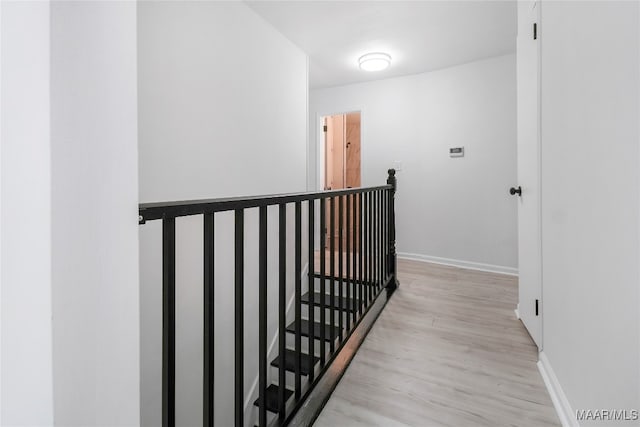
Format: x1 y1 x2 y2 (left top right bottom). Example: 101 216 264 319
251 278 374 425
138 169 399 427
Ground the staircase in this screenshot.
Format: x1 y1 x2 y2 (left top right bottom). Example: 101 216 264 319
139 169 399 427
253 281 368 425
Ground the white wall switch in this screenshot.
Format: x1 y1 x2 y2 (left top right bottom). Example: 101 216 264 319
394 160 402 171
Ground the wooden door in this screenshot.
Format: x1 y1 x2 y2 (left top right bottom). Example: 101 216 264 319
325 115 344 251
324 113 361 256
345 113 361 250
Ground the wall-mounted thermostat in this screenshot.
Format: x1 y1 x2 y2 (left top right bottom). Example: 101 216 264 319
449 147 464 158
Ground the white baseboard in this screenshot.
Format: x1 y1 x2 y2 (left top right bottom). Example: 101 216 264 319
537 351 578 427
243 262 309 427
514 303 520 320
397 252 518 276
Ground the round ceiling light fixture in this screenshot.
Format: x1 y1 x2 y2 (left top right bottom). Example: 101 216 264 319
358 52 391 72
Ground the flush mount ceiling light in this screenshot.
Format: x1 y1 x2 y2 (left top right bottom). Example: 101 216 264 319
358 52 391 72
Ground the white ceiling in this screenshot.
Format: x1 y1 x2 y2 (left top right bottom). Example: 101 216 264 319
246 1 517 89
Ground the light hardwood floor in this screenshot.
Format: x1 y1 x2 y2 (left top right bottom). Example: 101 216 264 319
314 259 560 427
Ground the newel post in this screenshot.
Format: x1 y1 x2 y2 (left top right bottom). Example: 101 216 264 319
387 169 399 290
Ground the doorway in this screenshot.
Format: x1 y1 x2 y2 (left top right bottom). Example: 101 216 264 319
322 112 361 251
324 112 361 191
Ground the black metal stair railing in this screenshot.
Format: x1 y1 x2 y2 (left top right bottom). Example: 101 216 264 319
138 169 399 427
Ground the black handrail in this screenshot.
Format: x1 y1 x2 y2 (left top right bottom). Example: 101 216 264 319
139 169 399 427
138 185 392 223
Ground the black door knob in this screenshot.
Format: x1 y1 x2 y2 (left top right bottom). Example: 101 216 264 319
509 186 522 196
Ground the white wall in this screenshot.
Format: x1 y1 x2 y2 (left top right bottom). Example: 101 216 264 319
539 1 640 424
0 2 54 425
310 54 518 273
50 2 140 426
0 2 140 425
137 2 308 426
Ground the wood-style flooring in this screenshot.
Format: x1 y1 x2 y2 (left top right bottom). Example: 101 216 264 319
314 259 560 427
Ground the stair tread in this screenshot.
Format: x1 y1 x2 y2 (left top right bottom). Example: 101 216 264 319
253 384 293 413
271 349 319 376
301 291 361 313
286 319 341 341
311 272 378 286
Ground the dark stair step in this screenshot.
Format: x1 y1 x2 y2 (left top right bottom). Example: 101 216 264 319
311 272 378 286
271 349 319 376
253 384 293 414
285 319 341 341
301 291 361 313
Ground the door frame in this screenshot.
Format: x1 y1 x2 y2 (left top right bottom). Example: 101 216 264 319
315 108 364 193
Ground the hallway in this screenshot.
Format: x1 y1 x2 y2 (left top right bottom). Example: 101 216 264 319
314 259 559 427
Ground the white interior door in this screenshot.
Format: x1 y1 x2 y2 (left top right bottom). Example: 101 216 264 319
516 0 542 348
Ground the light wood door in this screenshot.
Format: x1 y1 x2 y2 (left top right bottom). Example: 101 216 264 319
345 112 361 189
516 0 542 348
324 113 361 251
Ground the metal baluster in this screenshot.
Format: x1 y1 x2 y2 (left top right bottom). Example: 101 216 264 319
368 191 373 302
372 191 380 295
363 193 368 302
338 195 344 342
294 202 302 398
319 198 326 366
359 193 363 316
308 200 315 383
234 210 244 427
387 169 399 290
278 204 286 420
329 197 335 353
346 194 351 332
374 191 378 293
385 189 389 285
378 190 384 289
383 190 388 285
376 191 380 291
352 193 358 323
258 207 267 427
203 213 214 427
162 217 176 427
